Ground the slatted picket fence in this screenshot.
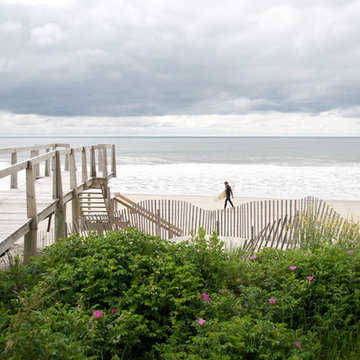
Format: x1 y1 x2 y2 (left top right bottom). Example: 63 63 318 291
4 196 358 266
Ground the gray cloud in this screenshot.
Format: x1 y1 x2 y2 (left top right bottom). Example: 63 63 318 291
0 0 360 124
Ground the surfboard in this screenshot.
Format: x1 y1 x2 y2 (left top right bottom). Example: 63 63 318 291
214 185 235 201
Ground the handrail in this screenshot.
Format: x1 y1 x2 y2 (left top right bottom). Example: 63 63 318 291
0 144 71 187
0 161 28 179
0 149 68 179
0 143 117 261
0 143 69 155
0 144 116 181
114 194 183 237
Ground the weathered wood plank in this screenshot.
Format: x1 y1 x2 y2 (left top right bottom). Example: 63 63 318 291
0 221 31 255
0 144 65 155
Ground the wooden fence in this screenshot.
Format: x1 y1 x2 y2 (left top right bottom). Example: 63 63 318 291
59 196 359 251
114 196 317 240
3 196 359 268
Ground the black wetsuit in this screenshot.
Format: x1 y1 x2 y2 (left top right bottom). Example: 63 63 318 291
224 185 234 209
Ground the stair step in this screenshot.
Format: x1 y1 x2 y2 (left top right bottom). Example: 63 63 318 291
82 211 108 214
79 188 109 217
81 207 107 210
79 195 104 199
79 201 105 204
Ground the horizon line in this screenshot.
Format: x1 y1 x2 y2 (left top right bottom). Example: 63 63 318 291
1 135 360 138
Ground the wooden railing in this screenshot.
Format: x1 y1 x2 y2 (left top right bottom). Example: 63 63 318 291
0 143 116 261
0 144 70 189
114 194 183 237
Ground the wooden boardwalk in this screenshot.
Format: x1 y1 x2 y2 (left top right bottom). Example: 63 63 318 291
0 143 116 260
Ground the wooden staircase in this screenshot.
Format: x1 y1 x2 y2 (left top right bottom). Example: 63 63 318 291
75 186 130 234
79 189 108 218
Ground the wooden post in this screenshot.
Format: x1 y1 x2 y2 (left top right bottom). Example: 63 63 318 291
108 197 114 219
34 150 40 178
30 150 38 179
91 146 96 178
111 144 116 177
55 206 66 241
108 186 114 217
102 183 113 219
45 148 51 176
169 200 173 239
70 149 80 222
98 146 104 175
52 151 56 199
81 147 88 183
54 151 66 241
65 145 70 171
102 145 108 178
24 161 38 262
10 151 17 188
157 209 161 236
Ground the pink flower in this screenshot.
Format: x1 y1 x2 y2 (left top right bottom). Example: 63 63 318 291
269 298 276 304
249 255 258 259
295 342 301 348
304 253 309 256
198 318 206 326
220 289 228 294
93 310 103 319
289 266 297 271
13 285 18 291
201 293 211 302
307 276 314 281
347 250 354 254
111 309 117 314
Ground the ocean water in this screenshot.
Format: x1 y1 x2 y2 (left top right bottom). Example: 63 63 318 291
1 137 360 200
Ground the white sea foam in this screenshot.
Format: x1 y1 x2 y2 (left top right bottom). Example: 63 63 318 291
2 160 360 200
109 162 360 200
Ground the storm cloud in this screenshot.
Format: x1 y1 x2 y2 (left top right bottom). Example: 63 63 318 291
1 0 360 134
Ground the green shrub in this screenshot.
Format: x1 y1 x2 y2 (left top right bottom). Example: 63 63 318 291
229 246 360 359
0 228 359 359
161 316 317 360
0 229 228 359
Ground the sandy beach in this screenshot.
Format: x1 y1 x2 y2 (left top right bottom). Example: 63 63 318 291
121 194 360 222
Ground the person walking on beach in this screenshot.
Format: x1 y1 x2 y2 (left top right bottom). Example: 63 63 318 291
224 181 235 209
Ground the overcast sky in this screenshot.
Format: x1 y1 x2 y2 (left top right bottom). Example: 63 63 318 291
1 0 360 136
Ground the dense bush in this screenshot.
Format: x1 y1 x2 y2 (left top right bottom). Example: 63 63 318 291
0 228 359 359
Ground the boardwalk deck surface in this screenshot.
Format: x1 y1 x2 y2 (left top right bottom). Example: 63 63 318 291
0 171 78 252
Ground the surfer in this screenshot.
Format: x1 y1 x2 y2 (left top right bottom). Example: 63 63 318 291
224 181 235 209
